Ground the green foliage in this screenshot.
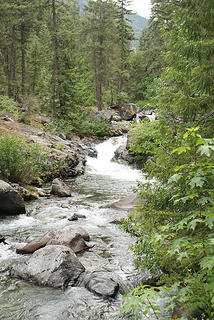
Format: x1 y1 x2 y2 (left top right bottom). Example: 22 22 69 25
129 120 164 162
120 284 183 320
0 95 19 118
115 91 131 105
126 18 165 102
0 134 49 185
47 110 111 138
122 128 214 319
155 0 214 132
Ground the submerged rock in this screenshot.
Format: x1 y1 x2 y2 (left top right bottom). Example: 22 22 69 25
11 245 85 288
0 180 26 216
51 178 71 197
104 193 140 210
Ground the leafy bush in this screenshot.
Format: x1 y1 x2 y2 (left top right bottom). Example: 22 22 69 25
0 95 19 118
46 110 111 138
89 120 111 137
0 134 49 185
122 128 214 319
129 120 164 161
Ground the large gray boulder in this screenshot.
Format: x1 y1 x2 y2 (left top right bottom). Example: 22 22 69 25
89 110 113 122
78 271 119 298
0 180 26 215
51 178 71 197
118 104 137 121
85 273 119 297
11 245 85 288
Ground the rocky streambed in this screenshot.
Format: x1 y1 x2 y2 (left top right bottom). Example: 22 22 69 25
0 136 149 320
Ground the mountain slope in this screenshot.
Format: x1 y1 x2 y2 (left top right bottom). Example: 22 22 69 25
78 0 148 44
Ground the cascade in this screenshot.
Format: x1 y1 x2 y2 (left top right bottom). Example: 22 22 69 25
87 135 142 181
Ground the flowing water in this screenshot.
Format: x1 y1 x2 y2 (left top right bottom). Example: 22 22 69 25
0 136 146 320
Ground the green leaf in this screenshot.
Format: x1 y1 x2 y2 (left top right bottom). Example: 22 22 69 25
197 145 214 157
200 255 214 271
196 137 204 146
197 197 214 206
171 146 191 155
168 173 181 184
189 176 205 188
187 218 203 231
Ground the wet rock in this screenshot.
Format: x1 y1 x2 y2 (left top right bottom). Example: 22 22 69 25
47 231 93 253
51 178 71 197
0 180 26 216
0 234 7 244
16 232 55 254
109 121 131 136
109 219 122 225
81 271 119 298
63 226 90 242
137 109 158 122
11 184 39 201
16 230 92 254
87 147 98 158
113 139 144 169
68 213 87 221
11 245 85 288
118 103 137 121
104 193 140 210
68 214 78 221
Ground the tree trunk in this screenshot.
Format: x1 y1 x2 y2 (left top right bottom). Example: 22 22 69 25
8 26 16 98
51 0 58 118
96 78 103 111
21 22 26 96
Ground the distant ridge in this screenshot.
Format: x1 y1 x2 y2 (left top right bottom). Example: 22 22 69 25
128 14 147 40
78 0 148 45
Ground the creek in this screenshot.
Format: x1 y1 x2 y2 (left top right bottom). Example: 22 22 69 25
0 135 146 320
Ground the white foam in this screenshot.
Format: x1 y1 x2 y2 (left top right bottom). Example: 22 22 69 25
87 136 143 181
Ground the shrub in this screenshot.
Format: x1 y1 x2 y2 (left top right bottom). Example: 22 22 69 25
0 133 49 185
122 128 214 319
0 95 19 118
46 110 111 138
129 120 163 161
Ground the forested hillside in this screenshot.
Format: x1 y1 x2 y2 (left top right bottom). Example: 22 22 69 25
78 0 148 43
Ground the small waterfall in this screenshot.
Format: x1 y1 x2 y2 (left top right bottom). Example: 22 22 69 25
86 136 142 181
146 111 156 122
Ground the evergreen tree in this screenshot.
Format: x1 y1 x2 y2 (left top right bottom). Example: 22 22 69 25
127 18 165 102
155 0 214 132
81 0 119 110
0 0 44 99
115 0 134 92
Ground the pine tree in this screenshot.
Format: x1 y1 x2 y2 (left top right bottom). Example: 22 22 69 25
81 0 119 110
155 0 214 132
115 0 134 92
